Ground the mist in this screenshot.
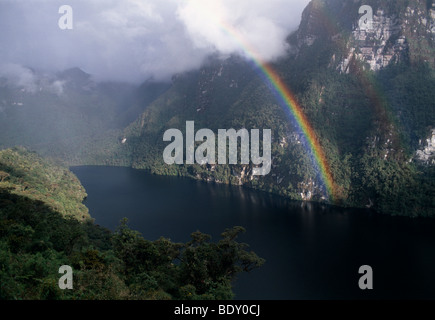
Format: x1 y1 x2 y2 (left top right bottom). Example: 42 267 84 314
0 0 310 83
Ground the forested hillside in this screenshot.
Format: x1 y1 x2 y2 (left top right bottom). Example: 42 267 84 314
0 0 434 217
81 0 435 217
0 148 263 299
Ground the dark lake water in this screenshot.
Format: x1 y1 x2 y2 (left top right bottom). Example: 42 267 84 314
71 166 435 300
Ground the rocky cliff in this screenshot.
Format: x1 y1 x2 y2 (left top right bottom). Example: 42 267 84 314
2 0 434 217
293 0 435 72
416 128 435 164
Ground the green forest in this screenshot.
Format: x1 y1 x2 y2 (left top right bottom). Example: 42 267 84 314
0 148 264 299
69 0 434 218
0 1 434 218
1 0 435 302
78 59 435 217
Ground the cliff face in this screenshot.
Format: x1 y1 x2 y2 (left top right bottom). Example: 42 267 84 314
104 0 435 216
293 0 435 72
416 129 435 164
2 1 431 216
290 0 435 165
345 8 406 72
350 1 434 72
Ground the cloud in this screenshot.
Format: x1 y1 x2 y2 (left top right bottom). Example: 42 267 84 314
0 64 38 93
0 63 66 95
48 80 66 96
177 0 309 61
0 0 310 83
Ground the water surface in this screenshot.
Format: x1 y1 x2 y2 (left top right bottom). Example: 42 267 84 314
71 166 435 300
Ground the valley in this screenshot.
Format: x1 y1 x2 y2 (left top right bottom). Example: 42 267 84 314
1 0 434 218
1 0 435 302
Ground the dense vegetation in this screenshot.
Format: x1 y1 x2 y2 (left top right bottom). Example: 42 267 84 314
0 68 169 162
0 147 89 221
0 149 264 300
81 57 435 217
74 0 435 217
0 0 434 218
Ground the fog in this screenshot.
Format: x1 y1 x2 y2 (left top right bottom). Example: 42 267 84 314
0 0 310 83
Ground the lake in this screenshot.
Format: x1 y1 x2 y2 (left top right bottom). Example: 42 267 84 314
71 166 435 300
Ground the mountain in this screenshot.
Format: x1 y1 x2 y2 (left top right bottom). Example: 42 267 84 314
0 147 263 300
0 147 89 220
0 67 169 162
85 0 435 217
0 0 434 217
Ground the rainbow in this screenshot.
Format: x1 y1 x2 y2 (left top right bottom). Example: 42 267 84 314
218 22 338 202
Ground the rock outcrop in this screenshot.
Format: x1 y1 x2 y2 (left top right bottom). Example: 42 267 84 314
416 129 435 164
293 0 435 72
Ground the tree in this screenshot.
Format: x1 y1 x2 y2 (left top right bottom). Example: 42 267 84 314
0 171 10 182
179 226 265 297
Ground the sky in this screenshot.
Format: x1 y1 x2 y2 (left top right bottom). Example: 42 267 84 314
0 0 310 83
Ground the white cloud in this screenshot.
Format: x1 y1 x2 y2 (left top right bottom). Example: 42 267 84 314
0 64 38 93
0 0 310 83
177 0 309 61
48 80 66 96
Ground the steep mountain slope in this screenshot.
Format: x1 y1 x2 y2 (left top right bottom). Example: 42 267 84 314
0 148 263 300
0 0 433 217
0 67 169 162
284 0 435 214
0 147 89 220
89 0 435 216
